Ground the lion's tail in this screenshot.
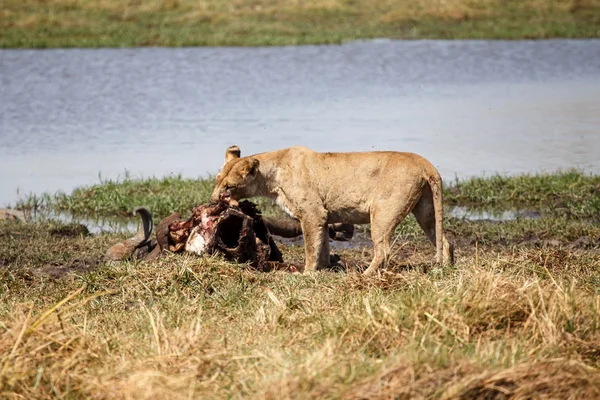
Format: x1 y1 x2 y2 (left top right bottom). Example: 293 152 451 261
426 168 445 264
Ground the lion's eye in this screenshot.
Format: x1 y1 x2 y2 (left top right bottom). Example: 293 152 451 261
225 184 232 191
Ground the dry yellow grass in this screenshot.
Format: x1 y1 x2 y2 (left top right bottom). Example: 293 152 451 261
2 0 599 47
1 218 599 398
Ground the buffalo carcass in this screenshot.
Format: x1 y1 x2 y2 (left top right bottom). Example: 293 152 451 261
106 197 353 272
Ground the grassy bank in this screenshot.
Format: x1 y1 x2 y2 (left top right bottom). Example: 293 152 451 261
15 170 600 221
2 0 600 48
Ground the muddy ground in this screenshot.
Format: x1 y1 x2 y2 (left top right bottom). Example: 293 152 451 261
2 215 598 278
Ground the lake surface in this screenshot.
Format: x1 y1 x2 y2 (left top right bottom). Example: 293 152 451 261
1 40 600 207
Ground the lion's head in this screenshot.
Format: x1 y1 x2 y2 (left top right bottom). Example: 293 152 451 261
210 145 260 202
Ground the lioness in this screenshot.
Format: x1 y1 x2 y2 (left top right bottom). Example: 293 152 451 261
210 146 454 274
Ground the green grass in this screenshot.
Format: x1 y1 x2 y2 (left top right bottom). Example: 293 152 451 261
15 170 600 222
21 173 217 221
446 170 600 219
2 0 600 48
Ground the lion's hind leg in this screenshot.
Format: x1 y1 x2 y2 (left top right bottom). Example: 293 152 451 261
363 199 414 275
412 188 453 264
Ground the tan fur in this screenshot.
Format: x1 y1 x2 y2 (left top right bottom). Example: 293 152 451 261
224 145 241 166
211 146 454 274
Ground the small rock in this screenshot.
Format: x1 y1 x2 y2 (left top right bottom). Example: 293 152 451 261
567 236 592 249
0 208 25 221
543 239 562 248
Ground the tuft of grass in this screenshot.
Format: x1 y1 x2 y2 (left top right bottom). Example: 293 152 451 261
49 173 215 220
446 170 600 220
1 218 599 398
1 0 600 48
16 173 220 222
15 173 276 222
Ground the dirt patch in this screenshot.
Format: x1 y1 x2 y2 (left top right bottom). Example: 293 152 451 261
35 258 101 278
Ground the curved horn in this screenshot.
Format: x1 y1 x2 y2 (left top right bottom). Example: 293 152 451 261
133 206 153 248
105 207 154 261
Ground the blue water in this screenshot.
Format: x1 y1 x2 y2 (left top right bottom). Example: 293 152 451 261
1 40 600 207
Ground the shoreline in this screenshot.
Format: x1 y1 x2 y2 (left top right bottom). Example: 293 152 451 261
13 170 599 219
3 0 599 48
2 37 600 52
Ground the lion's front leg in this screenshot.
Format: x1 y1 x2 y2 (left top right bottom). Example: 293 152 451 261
300 217 330 272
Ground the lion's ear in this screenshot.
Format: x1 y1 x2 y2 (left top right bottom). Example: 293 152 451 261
224 145 241 165
243 158 259 178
